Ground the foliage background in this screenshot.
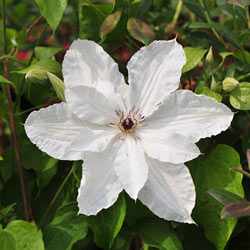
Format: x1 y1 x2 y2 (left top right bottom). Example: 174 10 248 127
1 0 250 249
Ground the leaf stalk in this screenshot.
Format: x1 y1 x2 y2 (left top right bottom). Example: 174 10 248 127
2 0 29 221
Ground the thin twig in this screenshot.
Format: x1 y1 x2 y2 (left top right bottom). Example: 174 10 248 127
26 14 43 34
38 167 73 229
199 0 229 49
246 6 250 29
2 0 29 221
171 0 183 27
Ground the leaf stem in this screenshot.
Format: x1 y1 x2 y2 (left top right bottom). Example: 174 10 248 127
26 14 43 34
230 168 250 179
246 6 250 28
38 167 73 229
232 5 247 63
84 0 106 17
199 0 228 48
2 0 29 221
171 0 183 27
0 54 28 66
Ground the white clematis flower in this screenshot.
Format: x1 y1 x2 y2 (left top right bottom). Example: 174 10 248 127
25 39 234 224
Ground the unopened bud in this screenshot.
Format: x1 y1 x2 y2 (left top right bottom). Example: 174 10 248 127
222 77 239 92
206 46 214 64
25 68 48 84
210 76 218 92
47 72 65 101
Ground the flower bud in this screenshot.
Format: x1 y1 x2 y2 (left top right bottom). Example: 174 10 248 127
25 68 48 84
210 75 218 92
206 46 214 64
47 72 65 101
222 77 239 92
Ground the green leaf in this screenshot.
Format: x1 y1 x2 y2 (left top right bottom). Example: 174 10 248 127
43 202 88 250
195 85 222 102
135 218 183 250
0 231 16 250
182 0 205 20
239 30 250 42
228 0 250 8
230 82 250 110
0 1 4 55
16 26 27 45
181 224 216 250
127 18 154 45
221 201 250 218
208 189 245 205
0 203 16 222
34 47 62 61
5 220 45 250
79 4 112 41
125 194 154 226
0 75 16 89
130 0 152 18
100 11 122 39
189 22 239 48
187 144 244 250
16 59 62 75
22 140 58 191
111 224 133 250
35 0 68 33
219 51 233 60
182 47 208 73
86 193 126 250
233 50 250 64
47 72 65 101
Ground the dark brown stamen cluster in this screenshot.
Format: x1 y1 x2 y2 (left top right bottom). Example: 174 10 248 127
121 118 135 131
109 108 146 137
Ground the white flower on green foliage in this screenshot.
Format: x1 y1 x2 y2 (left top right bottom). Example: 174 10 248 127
25 39 233 223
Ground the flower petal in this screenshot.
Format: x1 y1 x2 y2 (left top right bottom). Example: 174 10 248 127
114 135 148 200
138 129 200 164
68 126 119 153
146 90 234 143
24 103 85 160
127 39 186 117
138 156 195 224
77 140 123 215
65 86 125 125
62 39 128 103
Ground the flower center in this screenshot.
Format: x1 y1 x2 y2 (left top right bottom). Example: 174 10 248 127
108 108 146 139
119 117 136 133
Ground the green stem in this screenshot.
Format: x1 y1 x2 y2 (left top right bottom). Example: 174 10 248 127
15 101 57 116
143 243 149 250
232 5 247 63
38 167 73 229
127 36 134 56
2 0 29 221
0 55 28 66
84 0 106 17
171 0 183 26
72 161 80 182
231 168 250 179
199 0 228 48
14 23 48 113
246 6 250 29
